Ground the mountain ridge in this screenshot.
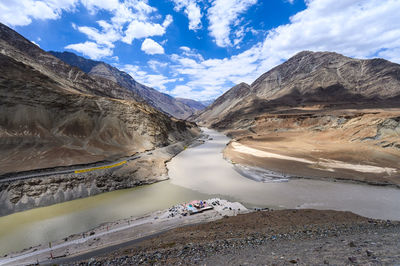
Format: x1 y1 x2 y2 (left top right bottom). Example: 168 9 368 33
195 50 400 187
49 51 198 119
0 22 200 214
196 51 400 128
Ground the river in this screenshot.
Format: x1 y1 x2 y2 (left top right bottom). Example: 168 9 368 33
0 128 399 256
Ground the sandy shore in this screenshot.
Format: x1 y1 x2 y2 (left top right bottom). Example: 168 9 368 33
0 198 247 266
225 138 400 187
231 141 397 175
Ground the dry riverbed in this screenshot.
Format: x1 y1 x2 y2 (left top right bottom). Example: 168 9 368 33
224 137 400 187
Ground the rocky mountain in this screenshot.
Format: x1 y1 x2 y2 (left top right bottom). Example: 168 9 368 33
0 22 199 176
195 51 400 187
196 51 400 128
176 98 206 110
195 82 250 126
49 51 197 119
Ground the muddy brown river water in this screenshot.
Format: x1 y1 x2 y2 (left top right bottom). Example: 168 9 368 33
0 128 399 256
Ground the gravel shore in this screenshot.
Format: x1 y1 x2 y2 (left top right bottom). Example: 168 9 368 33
74 209 400 265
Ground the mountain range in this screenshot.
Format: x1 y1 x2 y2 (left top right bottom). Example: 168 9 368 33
195 51 400 186
49 51 205 119
2 18 400 213
0 22 199 175
196 51 400 128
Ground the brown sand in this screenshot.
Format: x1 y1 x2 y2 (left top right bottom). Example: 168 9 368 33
224 108 400 187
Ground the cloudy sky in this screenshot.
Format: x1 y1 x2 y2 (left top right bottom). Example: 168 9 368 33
1 0 400 101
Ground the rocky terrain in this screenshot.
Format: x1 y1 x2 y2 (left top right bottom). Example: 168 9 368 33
50 51 199 119
197 51 400 128
0 22 199 214
196 51 400 186
75 209 400 265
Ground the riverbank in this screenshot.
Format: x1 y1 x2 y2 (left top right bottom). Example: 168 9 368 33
168 128 400 220
74 208 400 265
1 128 400 259
0 198 247 265
224 137 400 188
0 133 203 216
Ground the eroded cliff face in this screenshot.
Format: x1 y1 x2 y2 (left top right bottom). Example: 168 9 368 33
0 23 200 215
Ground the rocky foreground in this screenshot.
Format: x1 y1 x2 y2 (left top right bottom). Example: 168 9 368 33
74 209 400 265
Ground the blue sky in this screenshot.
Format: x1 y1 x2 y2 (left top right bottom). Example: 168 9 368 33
1 0 400 101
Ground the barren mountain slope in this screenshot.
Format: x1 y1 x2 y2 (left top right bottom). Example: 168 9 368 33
195 82 251 126
0 23 198 175
176 98 206 111
50 51 197 119
196 51 400 186
196 51 400 128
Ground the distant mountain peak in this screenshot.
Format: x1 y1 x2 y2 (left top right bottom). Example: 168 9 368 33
175 98 206 111
0 22 198 177
196 50 400 128
50 50 198 119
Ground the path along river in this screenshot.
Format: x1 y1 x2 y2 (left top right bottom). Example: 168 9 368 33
1 128 400 256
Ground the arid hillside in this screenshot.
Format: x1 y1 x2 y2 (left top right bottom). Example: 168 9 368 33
196 51 400 186
0 23 199 175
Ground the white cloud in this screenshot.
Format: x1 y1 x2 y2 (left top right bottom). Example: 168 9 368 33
257 0 400 64
170 44 262 100
148 60 168 71
80 0 120 13
0 0 78 26
141 38 165 55
378 48 400 63
178 46 204 61
170 85 220 100
171 0 202 30
170 85 193 98
122 16 171 44
75 21 121 48
0 0 172 59
65 41 112 59
162 14 173 28
207 0 257 47
122 64 176 91
64 1 173 59
180 46 191 52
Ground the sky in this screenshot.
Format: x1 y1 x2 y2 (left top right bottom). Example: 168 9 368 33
1 0 400 101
